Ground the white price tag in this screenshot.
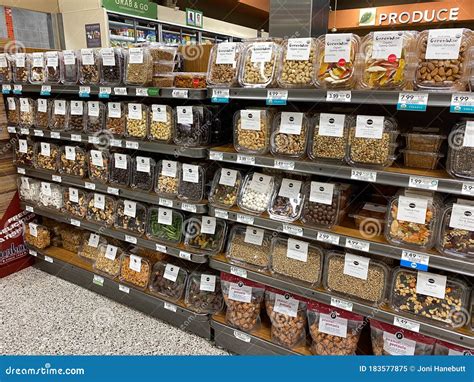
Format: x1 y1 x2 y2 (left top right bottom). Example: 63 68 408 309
44 256 54 264
29 249 37 257
26 205 34 212
13 84 22 93
181 203 197 213
172 89 188 98
125 141 139 150
393 316 420 333
110 139 122 147
236 154 255 165
233 331 251 343
7 126 16 133
17 168 25 174
450 93 474 113
408 176 438 191
34 130 44 137
330 297 353 312
211 88 230 103
20 128 29 135
266 89 288 105
159 198 173 208
71 134 81 142
397 92 429 111
282 224 303 237
93 275 104 286
50 132 60 139
107 187 119 196
79 86 90 97
114 87 127 95
209 151 224 161
179 251 192 261
88 136 99 144
236 214 254 225
327 90 351 102
345 238 370 253
317 231 340 245
84 182 96 190
70 219 81 227
164 302 177 312
214 209 229 219
119 284 130 294
274 159 295 170
135 88 148 96
99 87 111 97
230 266 247 278
400 250 430 271
351 169 377 182
155 244 167 253
461 182 474 196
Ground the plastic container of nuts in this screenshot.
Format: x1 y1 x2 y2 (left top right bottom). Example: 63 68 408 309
85 101 105 133
6 97 19 125
0 53 13 83
402 127 446 152
148 261 188 302
307 301 364 355
148 43 178 61
50 99 69 131
152 73 175 88
323 251 390 304
174 72 207 88
207 42 243 87
184 271 224 314
18 97 35 128
270 111 309 158
34 142 60 171
28 52 46 84
62 50 79 85
106 101 125 136
153 60 176 74
314 33 360 89
268 177 305 222
44 51 62 84
24 222 50 249
14 138 34 167
119 253 151 290
178 163 206 203
183 216 227 255
300 181 343 228
221 272 266 332
370 319 435 356
237 172 276 215
225 225 272 271
99 47 123 86
414 28 474 91
270 237 323 285
78 48 100 85
131 156 156 192
308 113 351 163
277 37 317 88
114 199 147 236
174 106 213 147
109 152 131 186
358 31 417 90
346 115 399 167
59 145 87 177
78 233 107 262
13 53 28 83
124 47 152 86
233 109 272 155
125 103 148 139
148 104 173 142
146 207 183 244
93 243 123 278
208 167 243 209
155 159 180 198
238 38 281 88
265 288 308 349
401 149 444 170
88 149 109 183
18 176 41 204
62 187 87 218
68 100 85 132
446 121 474 179
86 192 116 226
38 181 63 210
35 99 51 129
390 267 470 328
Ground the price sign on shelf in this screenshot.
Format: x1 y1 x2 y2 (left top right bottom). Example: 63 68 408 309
326 90 351 103
99 87 111 98
397 92 428 111
7 126 16 134
114 87 127 96
450 93 474 114
172 89 188 98
282 224 303 237
266 89 288 105
13 84 22 94
330 297 353 312
462 182 474 196
34 129 44 137
274 159 295 170
401 250 430 271
20 128 29 135
230 266 247 278
236 154 255 165
93 275 104 287
209 151 223 161
211 88 230 103
2 84 11 94
135 88 148 97
40 85 51 96
79 86 90 97
351 169 377 182
393 316 420 332
408 176 438 191
345 238 370 253
317 231 340 245
50 132 60 139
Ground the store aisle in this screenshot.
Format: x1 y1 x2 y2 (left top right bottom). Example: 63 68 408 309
0 267 228 355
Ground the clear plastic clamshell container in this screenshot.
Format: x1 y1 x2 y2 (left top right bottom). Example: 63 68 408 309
390 267 469 328
35 99 51 129
18 97 35 127
125 103 148 139
174 72 206 88
114 199 147 236
207 42 243 87
85 101 105 133
238 38 281 88
86 193 116 226
78 48 100 85
13 53 28 83
28 52 46 84
177 163 205 203
131 156 155 192
93 243 123 278
358 31 416 90
14 137 34 167
268 177 305 222
446 121 474 179
0 53 13 83
38 181 63 210
63 187 87 218
119 253 151 290
78 233 107 262
300 181 342 228
124 47 152 86
146 207 183 244
88 149 109 183
106 101 125 136
233 109 272 155
414 28 474 91
62 50 79 85
148 43 177 61
208 167 243 208
402 128 446 152
184 271 224 314
148 104 173 142
148 261 188 302
174 106 212 147
183 217 227 255
237 171 276 215
68 100 85 132
401 149 443 170
225 224 272 271
59 145 87 177
45 51 62 84
270 111 309 158
155 160 180 197
277 37 317 88
109 153 131 186
6 97 19 125
314 33 360 89
24 222 50 249
50 99 69 131
99 47 123 85
18 176 40 204
34 142 59 171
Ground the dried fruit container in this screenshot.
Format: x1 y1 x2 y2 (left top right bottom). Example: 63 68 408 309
69 100 85 132
155 159 180 198
270 111 309 158
78 233 107 262
18 97 35 127
300 181 343 228
277 37 317 88
183 217 227 255
0 53 12 83
414 28 474 91
323 251 389 304
184 271 224 314
78 48 100 85
237 172 276 215
358 31 416 90
59 145 87 177
208 167 243 208
401 150 443 170
45 51 62 84
131 156 155 191
146 207 183 244
114 199 147 236
88 149 109 183
446 121 474 179
62 187 87 218
35 99 51 129
119 254 151 290
177 163 205 203
173 106 212 147
148 104 173 142
207 42 243 87
268 178 305 222
390 267 469 328
109 153 131 186
18 176 40 203
93 244 123 278
148 260 188 302
314 33 360 89
233 109 272 155
34 142 60 171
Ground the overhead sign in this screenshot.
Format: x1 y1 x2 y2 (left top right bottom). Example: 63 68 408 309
102 0 157 19
186 8 203 28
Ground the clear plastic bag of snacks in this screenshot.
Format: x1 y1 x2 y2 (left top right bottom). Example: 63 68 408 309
78 48 100 85
59 145 87 177
237 172 276 215
45 51 62 84
88 149 109 183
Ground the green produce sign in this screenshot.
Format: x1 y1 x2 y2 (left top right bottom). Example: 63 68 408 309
102 0 157 19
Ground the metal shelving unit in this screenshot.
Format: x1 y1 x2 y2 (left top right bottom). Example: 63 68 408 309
22 203 208 263
17 166 207 214
209 255 473 348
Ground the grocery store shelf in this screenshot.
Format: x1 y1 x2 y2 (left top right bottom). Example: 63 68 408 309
29 245 211 339
209 255 474 348
11 127 209 158
208 206 474 277
211 313 310 355
209 146 471 196
21 202 208 263
17 166 208 214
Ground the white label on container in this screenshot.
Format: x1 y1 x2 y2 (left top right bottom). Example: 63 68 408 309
397 196 428 224
18 139 28 154
279 112 303 135
216 42 237 65
114 153 127 170
318 113 345 137
383 332 416 356
69 187 79 203
70 101 83 115
240 110 261 131
158 208 173 226
219 168 237 187
63 50 75 65
408 176 439 191
90 150 103 167
129 48 143 64
462 121 474 147
94 193 105 210
54 100 66 115
152 104 167 122
88 101 100 117
214 209 229 220
201 216 217 235
317 231 340 245
32 52 43 67
244 226 264 246
46 51 58 67
129 254 142 272
319 313 348 338
20 177 29 189
355 115 384 139
81 49 94 65
136 156 150 173
19 98 30 113
249 173 271 194
159 198 173 208
344 253 370 280
88 233 100 248
236 214 254 225
65 146 76 161
233 330 251 343
164 264 180 282
425 29 463 60
278 178 302 199
182 164 199 183
274 294 299 318
161 160 177 178
124 200 136 218
228 283 252 303
128 103 142 120
286 38 311 61
177 106 193 125
200 274 216 292
250 42 273 63
449 203 474 231
7 98 16 111
0 53 7 67
15 53 25 67
309 181 334 205
416 271 447 299
393 316 420 333
372 31 404 60
40 142 50 157
101 48 115 66
236 154 255 165
324 33 352 63
286 238 309 262
345 238 370 253
105 244 118 260
108 102 121 118
29 222 38 237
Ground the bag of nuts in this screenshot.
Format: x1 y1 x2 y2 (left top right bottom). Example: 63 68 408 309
34 141 60 171
207 42 243 87
88 149 110 183
125 103 149 139
69 100 85 132
50 99 69 131
78 233 107 262
221 272 265 333
265 288 308 349
59 145 87 177
307 301 363 355
155 159 180 197
433 340 473 356
277 37 317 88
18 97 35 128
414 28 474 91
6 97 19 125
0 53 13 83
78 48 100 85
35 99 51 129
13 53 28 83
86 192 116 226
93 243 123 278
28 52 46 84
149 104 173 142
106 101 126 136
24 222 51 249
15 138 34 167
233 109 272 155
270 111 309 158
124 47 152 86
63 187 87 218
45 51 62 84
